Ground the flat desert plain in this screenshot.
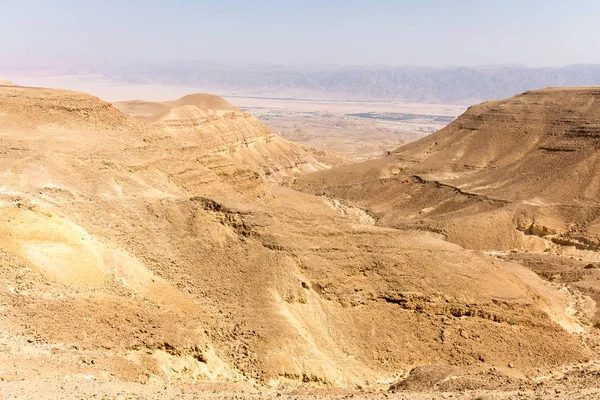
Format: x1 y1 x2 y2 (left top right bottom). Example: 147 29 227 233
229 95 465 160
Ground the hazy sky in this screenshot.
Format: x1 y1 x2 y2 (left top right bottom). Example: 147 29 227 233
2 0 599 67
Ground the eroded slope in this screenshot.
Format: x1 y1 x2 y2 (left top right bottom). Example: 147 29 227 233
0 85 595 395
295 86 600 359
114 94 349 184
295 87 600 250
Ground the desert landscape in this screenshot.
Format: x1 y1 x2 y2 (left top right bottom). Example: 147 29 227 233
3 2 600 399
2 77 600 399
235 96 463 161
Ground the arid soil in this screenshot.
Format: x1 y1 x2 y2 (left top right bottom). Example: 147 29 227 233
1 83 600 399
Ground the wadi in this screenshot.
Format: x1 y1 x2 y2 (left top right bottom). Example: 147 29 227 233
1 80 600 399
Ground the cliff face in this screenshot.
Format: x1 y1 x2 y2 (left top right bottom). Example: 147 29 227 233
0 85 592 391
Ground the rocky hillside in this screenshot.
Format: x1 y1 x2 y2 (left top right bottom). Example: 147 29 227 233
295 87 600 248
114 94 349 184
0 85 594 397
295 86 600 336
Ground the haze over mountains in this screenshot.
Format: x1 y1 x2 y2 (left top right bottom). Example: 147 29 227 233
4 62 600 104
100 63 600 103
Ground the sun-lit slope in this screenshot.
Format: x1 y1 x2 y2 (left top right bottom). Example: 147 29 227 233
396 87 600 193
0 85 595 390
115 94 350 184
292 86 600 375
0 86 244 383
0 79 17 86
295 87 600 248
407 87 600 203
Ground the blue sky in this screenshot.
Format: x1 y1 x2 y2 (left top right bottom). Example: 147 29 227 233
1 0 599 67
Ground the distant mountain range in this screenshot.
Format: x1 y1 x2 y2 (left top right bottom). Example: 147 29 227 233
4 62 600 104
101 63 600 104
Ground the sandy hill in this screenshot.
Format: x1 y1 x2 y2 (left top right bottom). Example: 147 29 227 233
1 85 600 398
295 87 600 247
0 85 145 132
112 93 238 123
114 94 349 184
169 93 239 110
0 79 17 86
295 86 600 334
